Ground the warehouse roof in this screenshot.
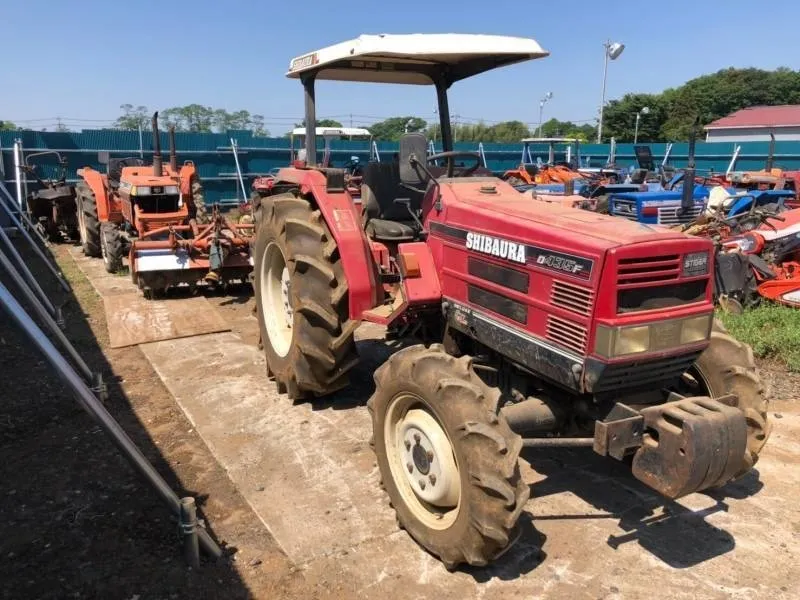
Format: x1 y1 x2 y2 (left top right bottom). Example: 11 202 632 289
705 105 800 130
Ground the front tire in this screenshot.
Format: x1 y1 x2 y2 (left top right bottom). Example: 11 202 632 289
253 192 359 399
100 222 125 273
679 319 770 474
368 345 529 569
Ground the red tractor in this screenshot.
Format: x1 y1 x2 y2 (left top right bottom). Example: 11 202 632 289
253 35 770 569
76 112 252 296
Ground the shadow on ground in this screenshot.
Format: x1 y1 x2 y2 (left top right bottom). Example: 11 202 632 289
0 241 264 598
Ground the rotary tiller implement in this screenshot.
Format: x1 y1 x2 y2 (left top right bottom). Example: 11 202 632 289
130 204 253 297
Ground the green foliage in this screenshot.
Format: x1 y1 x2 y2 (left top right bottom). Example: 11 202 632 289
603 67 800 142
538 118 596 141
293 118 345 129
368 116 427 141
1 120 18 131
115 104 269 135
717 304 800 372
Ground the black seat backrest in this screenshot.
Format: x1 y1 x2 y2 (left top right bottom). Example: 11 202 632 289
361 161 424 222
524 164 539 177
629 168 649 184
108 157 146 188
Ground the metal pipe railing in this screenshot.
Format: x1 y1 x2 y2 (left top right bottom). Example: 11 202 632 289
0 248 101 393
0 279 223 560
0 181 71 293
0 223 61 320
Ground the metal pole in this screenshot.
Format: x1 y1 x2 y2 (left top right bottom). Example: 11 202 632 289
230 138 247 203
634 113 641 144
180 497 201 568
0 248 102 389
13 140 23 211
597 43 610 144
138 123 144 159
20 141 29 209
0 185 70 293
523 438 595 448
0 224 60 318
538 101 544 137
0 279 223 560
0 137 5 181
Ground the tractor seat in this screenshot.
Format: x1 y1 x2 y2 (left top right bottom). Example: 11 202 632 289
361 161 423 242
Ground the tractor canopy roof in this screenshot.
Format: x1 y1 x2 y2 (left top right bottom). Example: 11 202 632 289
291 127 372 137
286 34 549 85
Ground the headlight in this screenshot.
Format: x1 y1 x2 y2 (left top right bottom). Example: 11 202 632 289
131 186 151 196
595 314 712 358
682 251 709 277
164 185 179 195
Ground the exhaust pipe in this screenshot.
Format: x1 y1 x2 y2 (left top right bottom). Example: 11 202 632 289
680 117 699 216
151 111 163 177
766 132 775 171
168 125 177 172
501 395 564 435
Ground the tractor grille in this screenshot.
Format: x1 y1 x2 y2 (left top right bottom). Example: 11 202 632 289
611 198 638 221
617 254 681 286
546 315 587 354
551 280 594 315
591 350 703 394
657 205 703 225
135 194 180 214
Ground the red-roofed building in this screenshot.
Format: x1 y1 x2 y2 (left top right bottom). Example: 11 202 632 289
705 105 800 142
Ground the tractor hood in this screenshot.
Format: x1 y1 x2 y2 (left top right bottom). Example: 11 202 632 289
442 179 688 254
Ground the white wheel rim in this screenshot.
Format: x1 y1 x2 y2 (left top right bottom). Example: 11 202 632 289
101 231 109 265
385 393 461 530
260 242 293 357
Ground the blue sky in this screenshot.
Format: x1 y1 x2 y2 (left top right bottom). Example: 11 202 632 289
2 0 798 134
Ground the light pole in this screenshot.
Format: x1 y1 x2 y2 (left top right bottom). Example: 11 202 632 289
537 92 553 137
596 40 625 143
634 106 650 143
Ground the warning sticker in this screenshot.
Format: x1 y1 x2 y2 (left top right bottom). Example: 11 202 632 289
332 209 357 232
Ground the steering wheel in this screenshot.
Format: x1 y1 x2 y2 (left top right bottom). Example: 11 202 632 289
427 151 482 178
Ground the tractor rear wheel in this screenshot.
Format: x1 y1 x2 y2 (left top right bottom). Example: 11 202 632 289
76 183 101 257
253 192 358 399
676 319 770 475
100 222 125 273
368 345 530 569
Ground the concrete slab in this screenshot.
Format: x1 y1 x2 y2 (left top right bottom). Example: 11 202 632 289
70 249 800 600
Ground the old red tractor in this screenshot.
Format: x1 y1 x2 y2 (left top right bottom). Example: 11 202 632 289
76 112 252 296
253 34 770 569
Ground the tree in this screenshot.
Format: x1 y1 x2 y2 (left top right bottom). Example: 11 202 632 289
0 120 17 131
368 116 427 141
162 104 215 132
490 120 531 143
601 93 666 143
114 104 150 130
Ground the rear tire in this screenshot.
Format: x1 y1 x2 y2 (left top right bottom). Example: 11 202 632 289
253 192 358 398
100 222 125 273
368 345 529 569
679 319 770 475
76 183 101 257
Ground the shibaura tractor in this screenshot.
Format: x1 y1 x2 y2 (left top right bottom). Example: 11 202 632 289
251 34 770 569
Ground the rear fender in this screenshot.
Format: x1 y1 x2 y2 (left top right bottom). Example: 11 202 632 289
78 167 112 221
178 163 197 197
758 276 800 307
275 167 381 318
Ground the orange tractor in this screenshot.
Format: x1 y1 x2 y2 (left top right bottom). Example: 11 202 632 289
501 137 588 186
75 112 252 297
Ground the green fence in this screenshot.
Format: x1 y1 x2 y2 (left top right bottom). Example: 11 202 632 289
3 129 800 206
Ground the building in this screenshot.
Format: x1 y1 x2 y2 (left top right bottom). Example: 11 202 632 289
705 105 800 142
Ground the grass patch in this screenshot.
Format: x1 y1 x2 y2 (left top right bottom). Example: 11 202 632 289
717 303 800 372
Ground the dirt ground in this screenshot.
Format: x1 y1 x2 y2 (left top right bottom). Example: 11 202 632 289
0 243 315 599
1 240 799 599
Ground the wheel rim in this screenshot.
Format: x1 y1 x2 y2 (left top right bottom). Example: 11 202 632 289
675 365 713 397
77 199 87 246
260 242 293 357
100 230 109 266
384 393 461 530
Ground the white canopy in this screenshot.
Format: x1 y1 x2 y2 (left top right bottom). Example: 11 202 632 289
291 127 372 137
286 33 549 85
